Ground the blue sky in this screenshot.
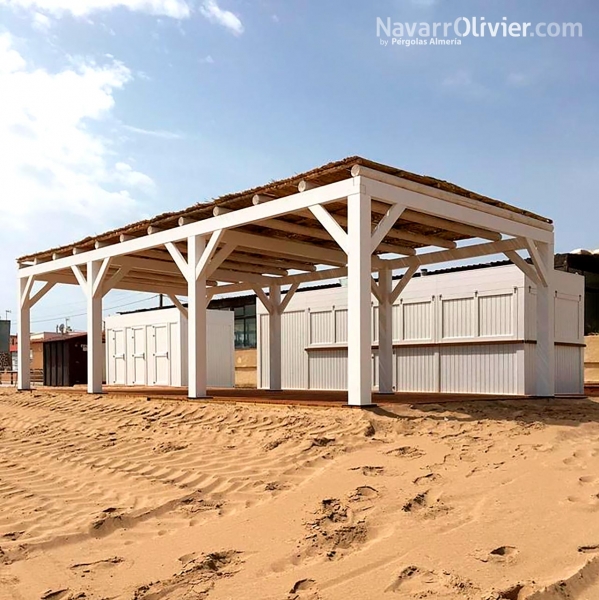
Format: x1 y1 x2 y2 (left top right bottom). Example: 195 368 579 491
0 0 597 332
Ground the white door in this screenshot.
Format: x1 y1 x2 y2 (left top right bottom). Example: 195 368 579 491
111 328 127 385
128 327 147 386
151 324 170 386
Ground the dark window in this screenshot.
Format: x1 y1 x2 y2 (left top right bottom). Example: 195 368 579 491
233 305 257 349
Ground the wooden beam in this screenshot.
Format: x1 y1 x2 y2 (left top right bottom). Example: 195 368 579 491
371 202 406 253
279 282 300 313
381 237 527 271
400 209 502 242
167 294 188 319
206 243 237 278
389 264 418 304
252 285 273 314
352 164 553 233
28 281 56 308
370 277 383 303
71 265 88 291
103 266 131 294
308 204 349 254
525 238 549 287
195 229 225 280
165 242 190 280
504 251 541 286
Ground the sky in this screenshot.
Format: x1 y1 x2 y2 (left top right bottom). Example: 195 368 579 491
0 0 597 333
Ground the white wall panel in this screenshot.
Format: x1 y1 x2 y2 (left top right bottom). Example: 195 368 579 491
334 309 348 343
310 311 333 345
282 310 308 389
258 313 269 388
442 297 474 339
394 347 437 392
555 296 581 343
440 344 518 394
479 293 514 337
403 301 433 341
308 349 347 390
555 345 584 394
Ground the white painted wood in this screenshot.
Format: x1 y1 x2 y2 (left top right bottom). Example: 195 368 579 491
347 192 373 406
17 278 31 390
206 243 237 277
28 281 55 308
279 283 300 313
525 238 549 287
269 284 282 391
361 177 554 243
103 266 130 294
505 250 540 286
87 260 104 393
535 241 555 396
382 238 527 271
19 178 359 278
187 235 207 399
308 204 349 254
195 229 225 279
370 203 405 253
168 294 189 320
389 265 418 304
352 165 554 234
378 269 393 393
165 242 189 280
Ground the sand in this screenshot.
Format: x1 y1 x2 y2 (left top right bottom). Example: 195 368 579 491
2 389 599 599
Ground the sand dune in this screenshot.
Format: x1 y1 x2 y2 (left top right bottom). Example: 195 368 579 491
2 389 599 599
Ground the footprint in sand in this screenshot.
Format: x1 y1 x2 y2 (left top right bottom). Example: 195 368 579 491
349 466 385 477
288 578 320 600
489 546 519 562
385 565 474 596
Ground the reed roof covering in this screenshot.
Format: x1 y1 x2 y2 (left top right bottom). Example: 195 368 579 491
19 156 551 263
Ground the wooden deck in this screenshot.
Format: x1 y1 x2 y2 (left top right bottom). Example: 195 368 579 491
22 385 549 407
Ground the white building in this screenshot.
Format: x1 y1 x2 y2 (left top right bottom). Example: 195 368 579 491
257 264 585 395
105 308 234 388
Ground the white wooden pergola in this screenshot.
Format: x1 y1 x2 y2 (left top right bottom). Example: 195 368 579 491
16 157 556 405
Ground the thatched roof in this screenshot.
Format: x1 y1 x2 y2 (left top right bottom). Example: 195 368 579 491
18 156 550 263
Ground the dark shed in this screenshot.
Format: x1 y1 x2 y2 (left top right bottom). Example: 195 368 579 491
43 332 88 386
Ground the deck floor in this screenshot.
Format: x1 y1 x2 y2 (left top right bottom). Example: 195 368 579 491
21 385 556 407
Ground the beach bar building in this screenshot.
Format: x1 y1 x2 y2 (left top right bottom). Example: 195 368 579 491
16 157 568 405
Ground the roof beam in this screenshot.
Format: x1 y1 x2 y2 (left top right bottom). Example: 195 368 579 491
361 177 553 243
352 164 553 233
400 209 502 242
18 177 360 278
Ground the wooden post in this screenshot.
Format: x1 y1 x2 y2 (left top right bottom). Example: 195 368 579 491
378 269 394 394
17 278 31 390
269 284 282 391
535 241 555 397
347 192 373 406
87 260 104 394
188 235 207 399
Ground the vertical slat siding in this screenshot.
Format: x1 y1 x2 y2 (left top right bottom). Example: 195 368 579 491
255 265 584 397
259 313 269 389
310 311 333 344
555 296 581 343
555 345 584 394
442 297 474 339
403 301 432 341
394 347 436 392
334 309 348 343
308 349 347 390
479 294 514 337
439 344 518 394
282 311 308 389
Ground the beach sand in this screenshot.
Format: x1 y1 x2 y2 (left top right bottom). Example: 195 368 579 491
1 388 599 599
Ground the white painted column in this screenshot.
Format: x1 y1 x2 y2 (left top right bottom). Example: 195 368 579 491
347 192 372 406
269 284 282 391
536 241 555 397
17 278 31 390
188 235 208 399
378 269 394 394
87 261 104 393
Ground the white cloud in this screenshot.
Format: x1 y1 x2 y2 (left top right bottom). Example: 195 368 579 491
200 0 243 35
32 11 52 30
0 32 153 244
200 54 214 64
123 124 184 139
0 0 191 19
